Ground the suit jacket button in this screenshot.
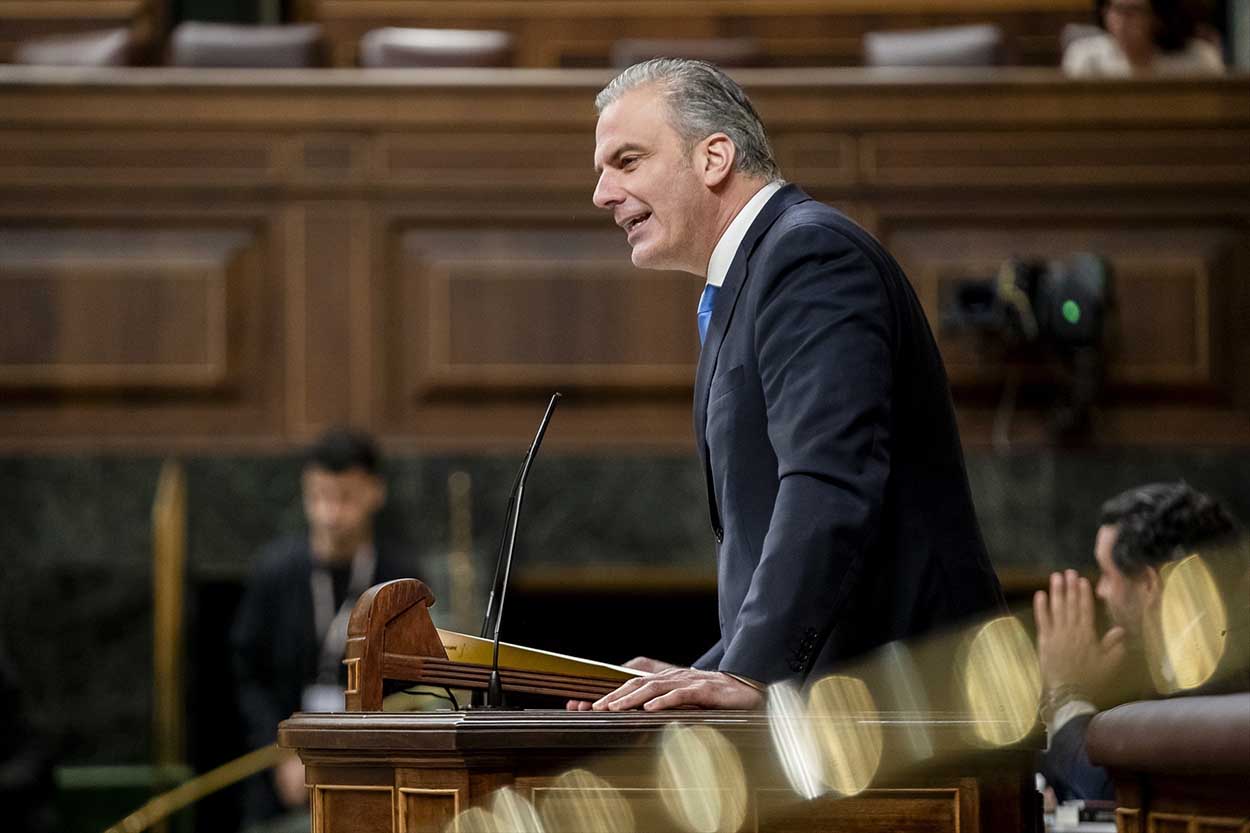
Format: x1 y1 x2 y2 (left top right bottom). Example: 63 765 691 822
714 526 724 543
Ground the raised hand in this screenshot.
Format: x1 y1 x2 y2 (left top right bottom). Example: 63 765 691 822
1034 569 1127 696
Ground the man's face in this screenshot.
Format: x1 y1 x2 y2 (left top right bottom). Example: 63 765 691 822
302 465 384 562
1094 524 1149 635
592 85 717 274
1104 0 1156 54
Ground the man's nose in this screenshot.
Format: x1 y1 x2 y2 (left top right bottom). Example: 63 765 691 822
322 499 346 523
593 171 622 210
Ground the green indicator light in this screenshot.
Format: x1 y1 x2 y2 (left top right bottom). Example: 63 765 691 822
1062 300 1081 325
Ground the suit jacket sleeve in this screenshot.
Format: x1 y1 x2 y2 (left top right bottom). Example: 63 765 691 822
693 638 726 671
718 223 894 683
1039 713 1114 802
231 555 291 751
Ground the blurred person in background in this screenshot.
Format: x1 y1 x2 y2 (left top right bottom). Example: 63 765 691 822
1063 0 1225 76
231 427 413 830
1033 481 1244 803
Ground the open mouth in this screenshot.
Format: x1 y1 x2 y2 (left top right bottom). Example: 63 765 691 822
623 212 651 238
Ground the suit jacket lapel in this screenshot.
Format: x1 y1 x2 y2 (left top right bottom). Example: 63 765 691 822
692 184 811 457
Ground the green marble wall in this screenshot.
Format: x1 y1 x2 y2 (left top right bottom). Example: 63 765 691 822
1 449 1247 768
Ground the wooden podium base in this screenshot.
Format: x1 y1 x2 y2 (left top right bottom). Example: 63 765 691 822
279 709 1041 833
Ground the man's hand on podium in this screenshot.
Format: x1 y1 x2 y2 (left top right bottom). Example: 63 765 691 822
622 656 680 674
566 656 679 710
572 667 765 712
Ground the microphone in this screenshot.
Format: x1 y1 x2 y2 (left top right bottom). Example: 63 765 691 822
480 392 561 707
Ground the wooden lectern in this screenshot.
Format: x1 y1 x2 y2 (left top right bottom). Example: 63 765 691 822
341 579 643 709
280 579 1042 833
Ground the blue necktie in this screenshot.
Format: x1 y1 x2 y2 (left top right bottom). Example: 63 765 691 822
697 284 719 345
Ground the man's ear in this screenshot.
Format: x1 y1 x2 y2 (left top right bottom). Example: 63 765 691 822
1140 564 1163 604
698 133 736 187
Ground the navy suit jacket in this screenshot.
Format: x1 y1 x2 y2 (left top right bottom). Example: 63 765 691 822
1039 713 1114 802
692 185 1004 684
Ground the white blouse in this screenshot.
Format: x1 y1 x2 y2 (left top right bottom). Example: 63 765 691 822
1062 32 1225 78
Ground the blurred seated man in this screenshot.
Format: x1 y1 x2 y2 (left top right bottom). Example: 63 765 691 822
232 428 412 829
1062 0 1224 77
1033 481 1243 802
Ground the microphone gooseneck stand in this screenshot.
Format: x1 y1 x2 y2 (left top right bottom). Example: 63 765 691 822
478 392 561 708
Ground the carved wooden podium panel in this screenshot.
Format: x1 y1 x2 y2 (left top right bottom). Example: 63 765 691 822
279 709 1041 833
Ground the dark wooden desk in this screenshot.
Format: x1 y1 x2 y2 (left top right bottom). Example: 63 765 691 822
279 709 1041 833
1087 693 1250 833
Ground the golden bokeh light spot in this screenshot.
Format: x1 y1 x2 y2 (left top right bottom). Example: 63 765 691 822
766 680 826 800
1160 554 1227 692
538 769 635 833
657 723 748 833
959 616 1041 747
806 675 882 796
492 787 545 833
446 806 500 833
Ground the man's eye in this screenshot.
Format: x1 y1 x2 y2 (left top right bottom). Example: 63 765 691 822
621 156 638 168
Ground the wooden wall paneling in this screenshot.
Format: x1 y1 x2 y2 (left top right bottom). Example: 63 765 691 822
1219 219 1250 414
860 131 1250 189
751 80 1250 133
294 133 372 188
881 217 1243 391
771 132 858 190
1 69 1248 451
393 767 469 833
314 784 396 833
285 200 375 439
0 129 286 189
375 131 596 191
0 206 289 450
378 214 703 448
4 70 1243 133
0 226 232 389
879 211 1250 445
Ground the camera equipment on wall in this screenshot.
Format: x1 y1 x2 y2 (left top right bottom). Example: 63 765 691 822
943 253 1112 444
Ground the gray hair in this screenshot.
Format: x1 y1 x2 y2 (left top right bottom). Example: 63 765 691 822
595 58 782 182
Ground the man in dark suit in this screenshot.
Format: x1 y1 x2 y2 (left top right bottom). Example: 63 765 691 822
583 59 1003 712
232 428 413 826
1035 482 1244 802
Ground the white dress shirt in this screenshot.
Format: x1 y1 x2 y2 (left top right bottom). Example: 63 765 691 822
705 181 784 288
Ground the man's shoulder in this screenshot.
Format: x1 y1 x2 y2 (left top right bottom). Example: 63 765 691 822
250 535 312 578
767 194 876 249
754 192 892 269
